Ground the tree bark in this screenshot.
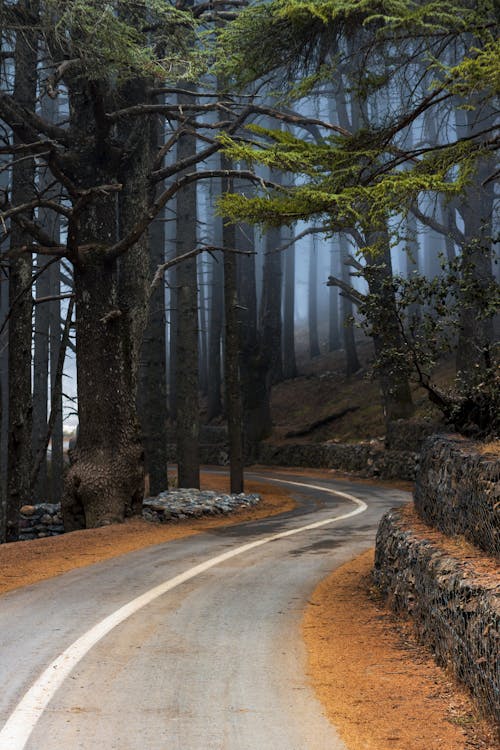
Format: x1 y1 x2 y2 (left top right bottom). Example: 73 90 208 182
207 252 224 420
175 91 200 489
455 108 495 382
282 226 297 379
364 232 414 422
308 235 320 358
339 235 361 376
62 80 149 530
223 222 244 493
237 221 272 449
328 239 341 351
137 114 169 496
6 4 38 541
260 224 283 383
49 260 64 505
32 254 50 501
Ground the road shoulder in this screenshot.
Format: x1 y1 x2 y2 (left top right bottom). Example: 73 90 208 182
303 549 497 750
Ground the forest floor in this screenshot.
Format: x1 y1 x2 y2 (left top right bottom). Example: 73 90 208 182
1 471 497 750
267 332 452 444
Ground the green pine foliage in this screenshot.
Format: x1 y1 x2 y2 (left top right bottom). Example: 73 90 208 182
216 1 499 234
1 1 203 83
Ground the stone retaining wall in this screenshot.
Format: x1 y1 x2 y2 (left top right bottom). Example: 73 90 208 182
374 508 500 725
385 419 444 451
256 442 418 481
414 436 500 558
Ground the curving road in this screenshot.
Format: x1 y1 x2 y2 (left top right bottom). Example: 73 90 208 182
0 471 411 750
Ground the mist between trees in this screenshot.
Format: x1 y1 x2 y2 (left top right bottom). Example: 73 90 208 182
0 0 498 539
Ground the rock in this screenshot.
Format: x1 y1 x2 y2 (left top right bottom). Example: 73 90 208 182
20 505 36 516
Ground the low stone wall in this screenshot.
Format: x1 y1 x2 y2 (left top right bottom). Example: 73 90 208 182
374 508 500 725
18 503 64 541
16 489 260 541
256 442 418 481
385 419 444 451
415 436 500 558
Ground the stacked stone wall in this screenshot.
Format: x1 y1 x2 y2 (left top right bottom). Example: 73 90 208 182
415 436 499 558
18 503 64 541
256 442 418 481
374 509 499 726
375 437 500 727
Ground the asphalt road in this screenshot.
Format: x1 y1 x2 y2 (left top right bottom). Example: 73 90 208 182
0 471 411 750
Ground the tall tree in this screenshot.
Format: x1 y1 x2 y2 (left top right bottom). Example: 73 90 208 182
6 1 38 541
308 234 320 359
1 1 261 529
339 235 361 376
260 223 283 381
328 239 341 352
137 116 169 497
282 226 297 378
175 92 200 489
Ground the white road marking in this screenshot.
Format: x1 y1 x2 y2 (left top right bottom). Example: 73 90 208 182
0 479 367 750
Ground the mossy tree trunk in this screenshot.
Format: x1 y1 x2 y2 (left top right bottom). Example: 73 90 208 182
62 80 150 530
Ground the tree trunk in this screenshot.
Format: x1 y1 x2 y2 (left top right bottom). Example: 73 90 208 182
6 5 38 541
364 232 414 422
260 225 283 383
137 115 169 496
32 256 50 501
63 256 145 530
282 227 297 379
339 235 361 376
328 239 341 351
207 252 224 420
198 260 209 397
62 81 149 529
223 221 244 493
455 108 495 382
49 260 64 505
0 162 8 541
237 222 272 449
175 91 200 489
308 235 320 358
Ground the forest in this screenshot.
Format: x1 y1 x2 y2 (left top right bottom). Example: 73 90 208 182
0 0 498 542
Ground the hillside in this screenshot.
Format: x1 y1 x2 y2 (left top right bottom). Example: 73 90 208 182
269 332 447 445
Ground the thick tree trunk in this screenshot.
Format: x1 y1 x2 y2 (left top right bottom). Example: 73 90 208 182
62 81 148 530
63 257 145 530
364 233 414 422
6 6 38 541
